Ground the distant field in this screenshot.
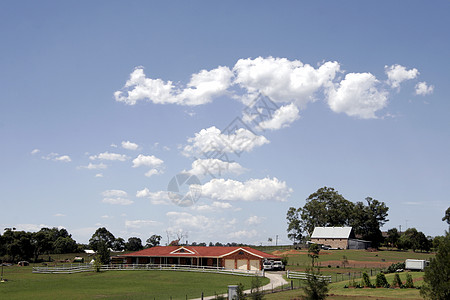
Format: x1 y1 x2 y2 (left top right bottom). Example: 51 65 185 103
0 266 268 299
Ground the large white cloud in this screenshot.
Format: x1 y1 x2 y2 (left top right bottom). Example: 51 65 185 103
199 177 292 202
385 64 419 88
182 126 269 157
132 154 164 168
90 152 129 161
114 66 233 106
327 72 388 119
233 57 340 107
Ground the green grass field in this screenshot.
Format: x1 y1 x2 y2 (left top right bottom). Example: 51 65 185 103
0 266 268 299
265 271 424 300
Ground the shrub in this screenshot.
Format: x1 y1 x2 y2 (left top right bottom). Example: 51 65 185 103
392 273 403 288
375 273 390 288
384 262 405 274
362 272 372 287
404 273 414 288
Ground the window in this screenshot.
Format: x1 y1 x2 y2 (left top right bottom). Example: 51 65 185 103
239 251 244 255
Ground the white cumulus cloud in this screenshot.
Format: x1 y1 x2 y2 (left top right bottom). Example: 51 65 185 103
257 103 300 130
31 149 40 155
114 66 233 106
42 153 72 162
245 215 266 225
132 154 164 168
415 81 434 95
182 126 269 157
199 177 292 202
121 141 139 150
385 64 419 88
78 162 108 170
327 72 388 119
136 189 171 205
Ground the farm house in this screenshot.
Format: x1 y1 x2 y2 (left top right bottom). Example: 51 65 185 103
310 227 371 249
117 246 281 270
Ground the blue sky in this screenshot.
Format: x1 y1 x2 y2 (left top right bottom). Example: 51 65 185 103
1 1 449 245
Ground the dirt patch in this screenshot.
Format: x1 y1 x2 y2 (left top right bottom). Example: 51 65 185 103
272 250 304 255
318 260 392 268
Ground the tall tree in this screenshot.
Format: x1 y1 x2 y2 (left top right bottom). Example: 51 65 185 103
146 235 162 248
443 207 450 225
89 227 115 251
351 197 388 248
126 237 143 251
301 187 354 235
420 232 450 300
385 228 400 249
112 237 126 251
286 207 303 244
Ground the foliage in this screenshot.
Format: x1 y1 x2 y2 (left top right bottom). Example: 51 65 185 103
89 227 115 251
249 276 264 300
95 241 110 265
236 282 246 300
385 227 400 248
361 272 372 287
308 243 320 267
302 267 329 300
146 234 162 248
398 228 431 252
281 256 289 267
286 207 303 244
53 236 78 254
301 187 354 235
384 261 405 274
421 233 450 299
126 237 143 251
350 197 389 248
375 273 390 288
112 237 125 251
392 273 403 288
404 273 414 288
443 207 450 225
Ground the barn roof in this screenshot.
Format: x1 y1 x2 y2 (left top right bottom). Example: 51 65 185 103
121 246 280 259
311 227 354 239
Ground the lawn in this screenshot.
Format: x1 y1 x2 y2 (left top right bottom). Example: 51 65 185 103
264 271 424 300
0 266 268 299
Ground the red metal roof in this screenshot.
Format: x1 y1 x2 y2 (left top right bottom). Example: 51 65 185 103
121 246 280 259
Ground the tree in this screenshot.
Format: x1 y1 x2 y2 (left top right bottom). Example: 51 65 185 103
95 241 110 265
350 197 389 248
443 207 450 225
286 207 303 244
89 227 115 251
126 237 143 251
398 228 430 252
385 228 400 249
301 187 354 235
112 237 125 251
53 236 77 254
308 243 321 267
420 232 450 299
146 235 162 248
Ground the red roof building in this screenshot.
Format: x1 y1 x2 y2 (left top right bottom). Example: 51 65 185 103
118 246 280 271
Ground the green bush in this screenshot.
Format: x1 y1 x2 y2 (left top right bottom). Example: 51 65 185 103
391 273 403 288
361 272 372 287
404 272 414 288
384 262 405 274
375 273 390 288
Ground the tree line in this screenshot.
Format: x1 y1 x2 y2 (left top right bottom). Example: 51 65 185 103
287 186 440 251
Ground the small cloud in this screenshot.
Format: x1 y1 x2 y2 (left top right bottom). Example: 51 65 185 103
385 64 419 89
245 215 266 225
54 213 66 217
122 141 139 150
31 149 40 155
95 173 104 178
111 143 118 148
101 189 133 205
42 153 72 162
90 152 129 161
415 82 434 96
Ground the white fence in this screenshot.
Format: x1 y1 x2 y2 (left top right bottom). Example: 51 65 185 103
33 263 264 277
286 270 332 282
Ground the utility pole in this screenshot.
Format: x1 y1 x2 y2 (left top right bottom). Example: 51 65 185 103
275 235 278 246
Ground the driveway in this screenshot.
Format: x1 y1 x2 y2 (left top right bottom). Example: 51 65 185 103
191 271 287 300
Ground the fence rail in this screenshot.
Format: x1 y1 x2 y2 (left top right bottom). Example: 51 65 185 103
32 263 264 277
286 270 332 282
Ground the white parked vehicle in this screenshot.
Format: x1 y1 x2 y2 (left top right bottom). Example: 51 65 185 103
263 260 274 270
405 259 429 271
272 261 285 271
